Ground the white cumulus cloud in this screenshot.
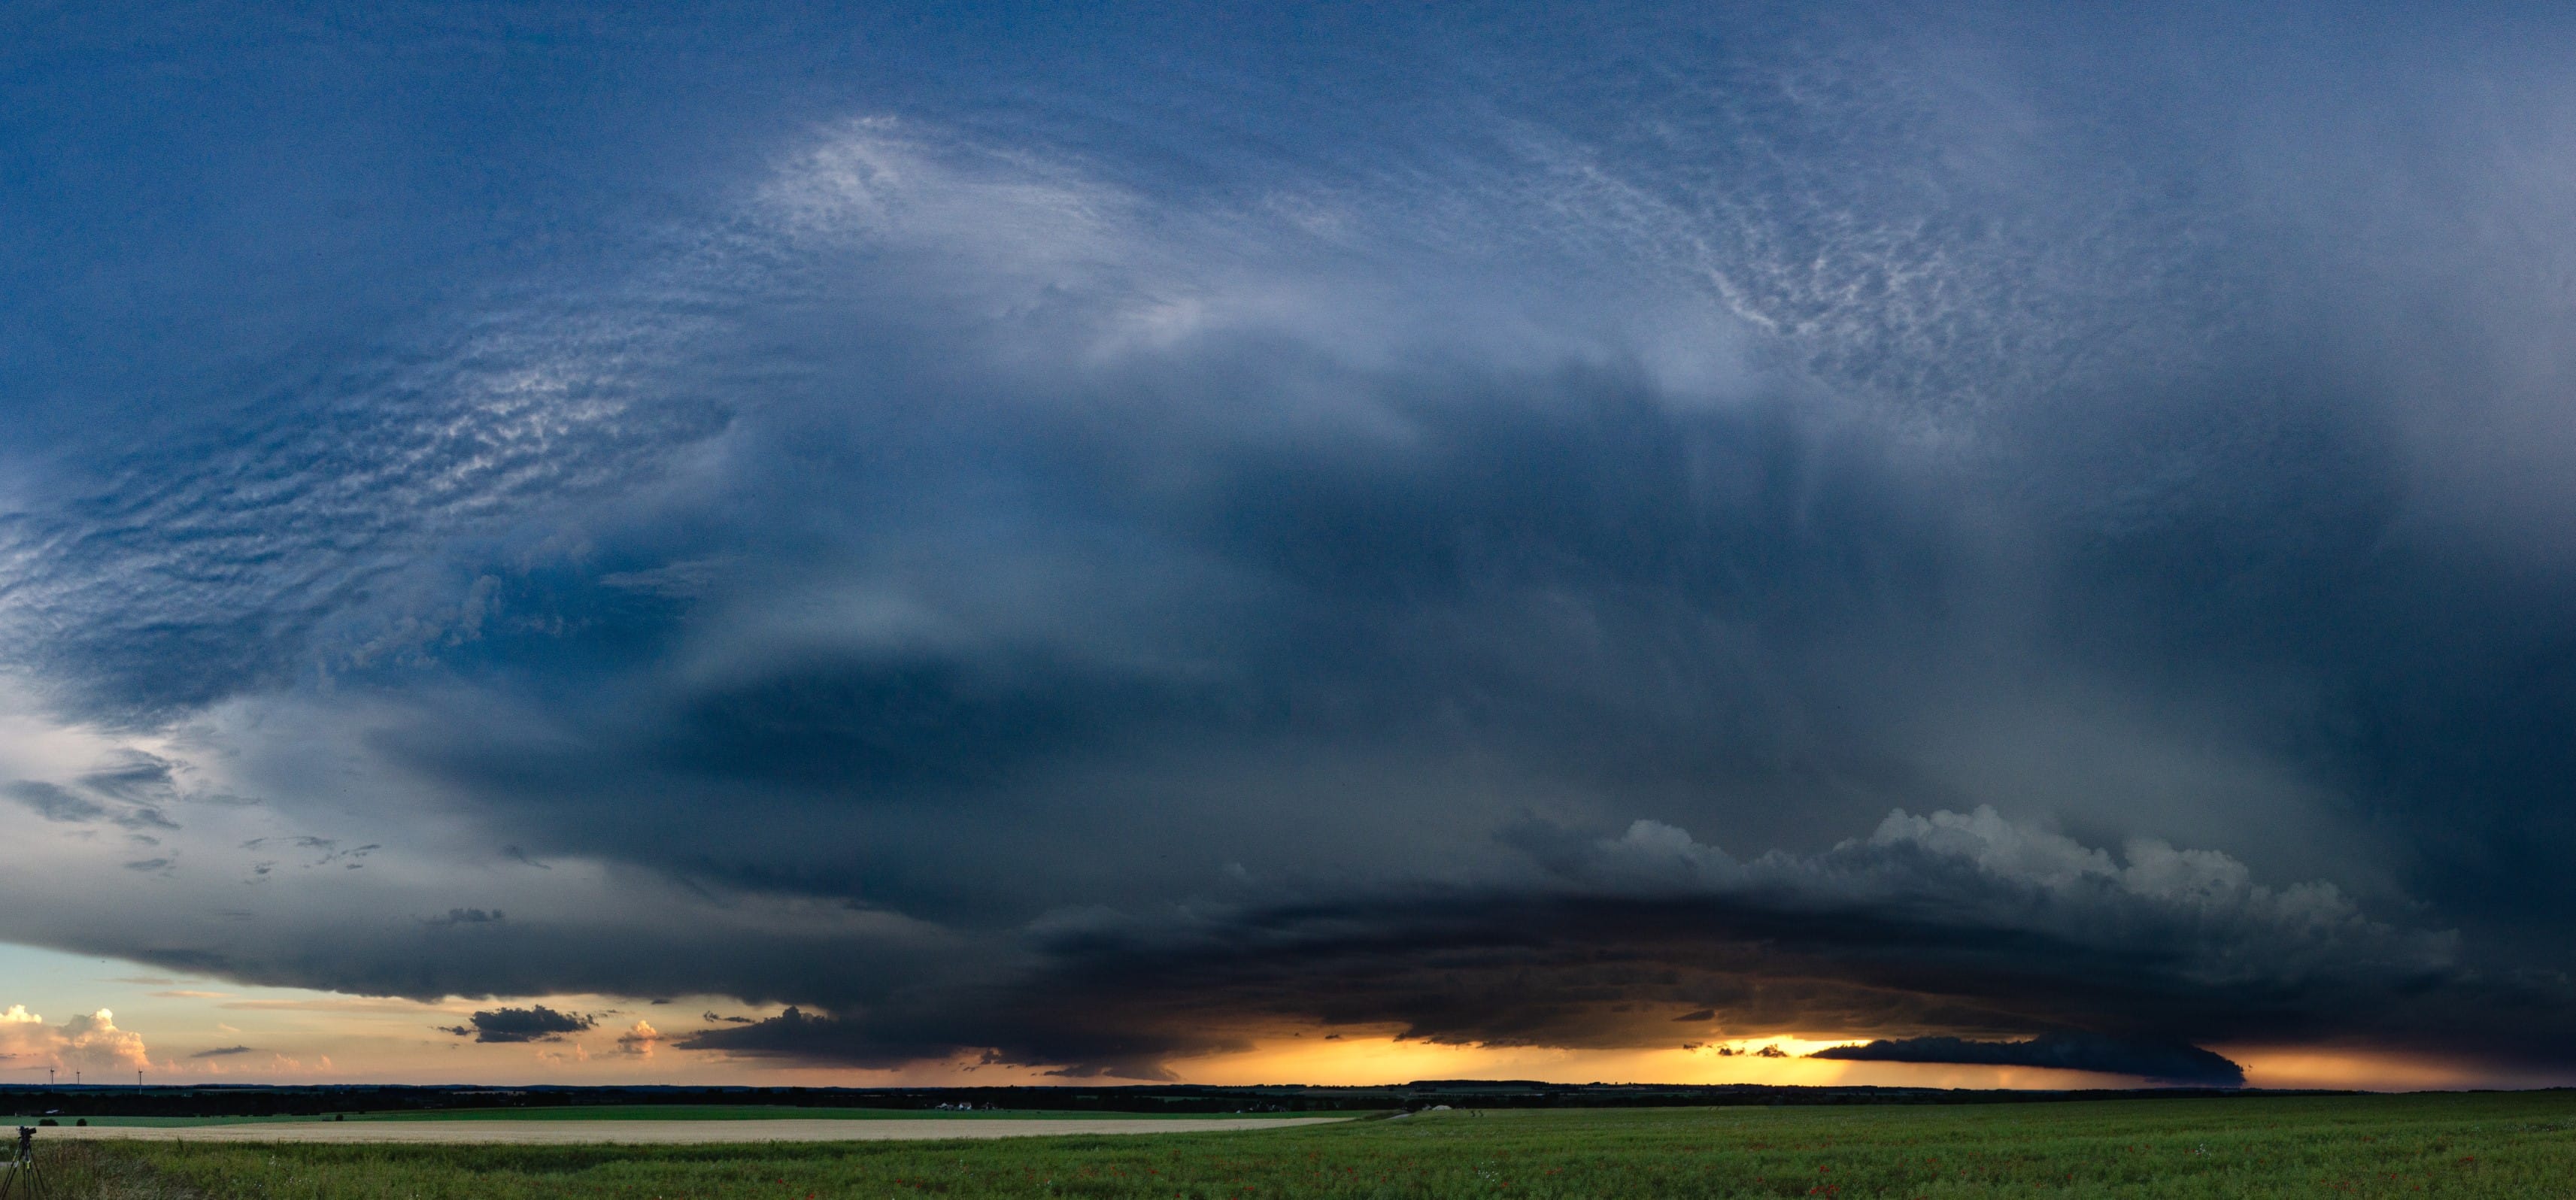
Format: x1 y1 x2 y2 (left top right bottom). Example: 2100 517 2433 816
0 1005 150 1072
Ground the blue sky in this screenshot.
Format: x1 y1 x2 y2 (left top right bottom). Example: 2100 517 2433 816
7 1 2576 1086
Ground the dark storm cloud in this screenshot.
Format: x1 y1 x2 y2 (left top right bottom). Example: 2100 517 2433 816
189 1045 256 1059
677 810 2473 1078
1810 1035 2244 1087
374 376 1981 920
441 1006 595 1044
7 0 2576 1085
680 1008 908 1066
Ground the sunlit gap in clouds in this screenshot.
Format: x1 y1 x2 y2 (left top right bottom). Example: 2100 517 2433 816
1166 1035 2144 1091
2217 1048 2568 1093
0 935 2538 1091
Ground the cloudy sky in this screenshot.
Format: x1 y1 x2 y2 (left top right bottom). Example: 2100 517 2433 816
5 1 2576 1089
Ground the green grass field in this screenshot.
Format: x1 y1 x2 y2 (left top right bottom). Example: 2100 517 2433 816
30 1092 2576 1198
29 1105 1282 1128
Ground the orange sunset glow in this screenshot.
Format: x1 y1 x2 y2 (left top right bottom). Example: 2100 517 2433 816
10 943 2550 1094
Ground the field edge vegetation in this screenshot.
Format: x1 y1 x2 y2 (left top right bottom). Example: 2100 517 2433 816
25 1092 2576 1198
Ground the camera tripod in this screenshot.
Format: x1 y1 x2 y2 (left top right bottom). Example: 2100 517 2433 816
0 1126 47 1200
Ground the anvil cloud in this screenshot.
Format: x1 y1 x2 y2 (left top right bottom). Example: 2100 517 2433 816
5 1 2576 1083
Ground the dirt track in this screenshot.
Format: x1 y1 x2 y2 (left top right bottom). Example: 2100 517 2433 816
44 1117 1344 1145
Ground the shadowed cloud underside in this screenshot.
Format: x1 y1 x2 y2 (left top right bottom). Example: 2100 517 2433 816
1810 1035 2246 1087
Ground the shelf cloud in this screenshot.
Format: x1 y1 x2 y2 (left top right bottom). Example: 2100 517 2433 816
1810 1036 2245 1087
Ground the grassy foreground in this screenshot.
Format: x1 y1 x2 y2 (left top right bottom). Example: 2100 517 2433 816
53 1105 1281 1127
38 1092 2576 1198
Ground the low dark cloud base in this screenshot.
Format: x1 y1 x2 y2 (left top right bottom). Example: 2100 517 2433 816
439 1005 595 1044
675 853 2489 1080
1810 1035 2245 1086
